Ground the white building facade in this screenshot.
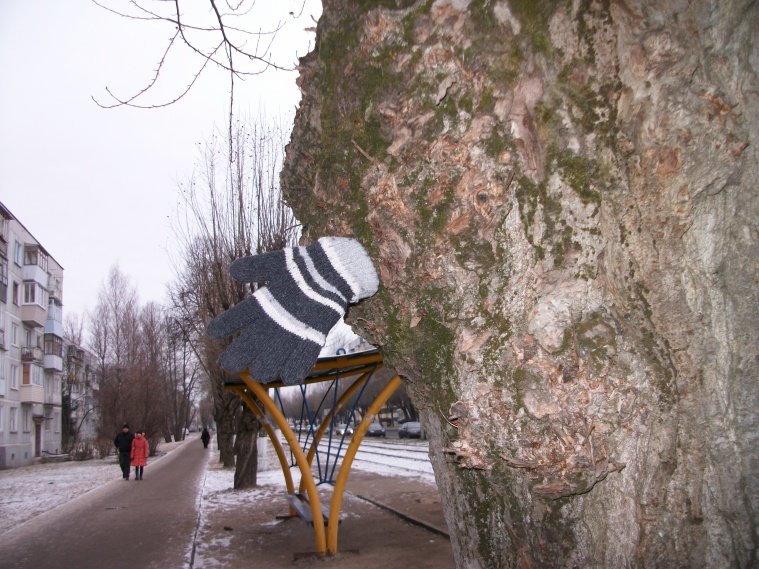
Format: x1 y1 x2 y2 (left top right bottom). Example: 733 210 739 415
0 202 65 468
63 340 100 447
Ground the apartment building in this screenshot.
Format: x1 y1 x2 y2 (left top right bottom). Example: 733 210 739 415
63 340 100 446
0 202 65 468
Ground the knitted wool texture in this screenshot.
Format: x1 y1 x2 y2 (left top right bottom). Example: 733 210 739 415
207 237 379 385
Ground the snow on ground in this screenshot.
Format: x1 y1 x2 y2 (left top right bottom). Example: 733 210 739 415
189 436 436 567
0 438 186 536
0 456 116 535
188 444 295 568
0 435 435 541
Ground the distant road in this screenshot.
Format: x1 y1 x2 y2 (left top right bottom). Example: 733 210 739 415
0 437 207 569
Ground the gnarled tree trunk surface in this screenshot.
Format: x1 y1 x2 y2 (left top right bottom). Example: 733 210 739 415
282 1 758 567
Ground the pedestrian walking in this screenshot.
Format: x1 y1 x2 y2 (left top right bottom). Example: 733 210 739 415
131 430 149 481
114 423 134 480
201 427 211 449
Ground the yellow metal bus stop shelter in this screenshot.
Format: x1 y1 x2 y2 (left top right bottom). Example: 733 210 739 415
225 350 401 556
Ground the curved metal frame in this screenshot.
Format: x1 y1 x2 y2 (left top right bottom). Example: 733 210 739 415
300 371 371 490
225 351 401 556
226 386 295 498
327 373 401 553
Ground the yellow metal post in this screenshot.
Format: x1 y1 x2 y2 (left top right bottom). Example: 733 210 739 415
223 351 398 557
241 372 328 555
228 386 296 499
326 374 402 554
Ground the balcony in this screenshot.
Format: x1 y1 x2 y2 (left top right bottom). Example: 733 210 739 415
48 277 63 303
20 383 45 404
22 263 48 286
67 349 83 363
45 320 64 338
45 303 64 337
45 385 61 406
21 346 43 362
43 354 63 371
21 304 47 327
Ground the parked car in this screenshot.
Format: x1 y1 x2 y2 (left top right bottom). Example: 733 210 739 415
366 422 386 437
335 423 354 436
398 421 422 439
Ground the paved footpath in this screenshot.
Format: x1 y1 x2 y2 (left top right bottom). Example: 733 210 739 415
0 438 207 569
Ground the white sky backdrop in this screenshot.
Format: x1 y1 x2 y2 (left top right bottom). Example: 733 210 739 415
0 0 322 321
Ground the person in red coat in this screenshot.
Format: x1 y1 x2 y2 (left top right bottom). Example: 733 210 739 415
130 430 149 481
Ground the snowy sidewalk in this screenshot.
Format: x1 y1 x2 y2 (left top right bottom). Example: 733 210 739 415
192 439 453 568
0 436 453 568
0 436 207 569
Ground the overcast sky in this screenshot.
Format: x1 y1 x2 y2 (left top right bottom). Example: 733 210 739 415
0 0 321 322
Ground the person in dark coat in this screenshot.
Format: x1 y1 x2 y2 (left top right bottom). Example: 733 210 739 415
201 427 211 449
114 423 135 480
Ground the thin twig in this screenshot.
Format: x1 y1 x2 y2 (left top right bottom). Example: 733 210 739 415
351 139 381 167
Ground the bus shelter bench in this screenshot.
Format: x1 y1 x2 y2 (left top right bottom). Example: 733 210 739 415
286 493 338 526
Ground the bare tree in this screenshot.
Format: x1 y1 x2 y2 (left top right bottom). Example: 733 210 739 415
61 314 90 453
134 302 173 451
89 266 141 440
87 268 199 455
63 313 85 346
162 309 201 442
92 0 318 151
171 118 298 488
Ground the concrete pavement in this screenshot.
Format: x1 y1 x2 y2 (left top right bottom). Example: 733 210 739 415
0 436 208 569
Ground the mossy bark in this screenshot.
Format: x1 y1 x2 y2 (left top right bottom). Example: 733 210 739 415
282 1 759 567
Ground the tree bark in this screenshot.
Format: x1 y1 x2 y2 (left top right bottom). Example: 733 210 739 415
282 1 759 567
233 404 260 489
216 390 239 468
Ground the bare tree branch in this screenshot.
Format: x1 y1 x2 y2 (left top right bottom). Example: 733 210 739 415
92 0 301 109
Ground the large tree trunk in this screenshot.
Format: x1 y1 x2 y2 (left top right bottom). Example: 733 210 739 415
282 1 758 567
215 388 239 468
233 405 260 489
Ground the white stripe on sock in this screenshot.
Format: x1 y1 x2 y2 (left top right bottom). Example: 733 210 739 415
255 288 326 346
319 239 360 303
299 246 347 303
285 248 344 315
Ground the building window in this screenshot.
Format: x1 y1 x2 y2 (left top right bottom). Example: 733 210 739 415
0 406 4 432
9 406 17 432
44 334 63 357
12 281 19 305
0 351 5 395
23 246 48 272
46 376 59 399
23 282 35 304
13 241 22 266
22 407 31 433
0 256 7 303
22 364 43 387
54 411 60 433
10 364 18 390
22 281 47 307
11 323 18 347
